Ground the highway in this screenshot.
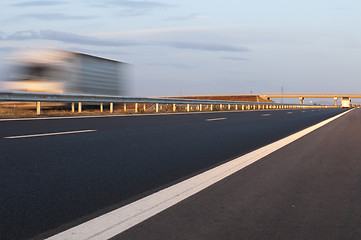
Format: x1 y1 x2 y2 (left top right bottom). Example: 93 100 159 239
0 108 348 239
117 108 361 240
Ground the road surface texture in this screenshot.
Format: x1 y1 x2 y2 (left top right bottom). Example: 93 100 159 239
117 109 361 240
0 108 346 239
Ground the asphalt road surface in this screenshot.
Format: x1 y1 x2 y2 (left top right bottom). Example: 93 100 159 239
118 109 361 240
0 108 346 239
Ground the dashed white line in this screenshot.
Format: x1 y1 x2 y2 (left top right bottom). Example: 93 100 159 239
261 114 271 116
4 130 96 139
46 109 353 240
205 118 227 121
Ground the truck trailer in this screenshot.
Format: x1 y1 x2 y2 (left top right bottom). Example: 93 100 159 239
341 97 351 108
3 49 127 96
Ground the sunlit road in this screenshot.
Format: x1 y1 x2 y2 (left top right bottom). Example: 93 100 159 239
0 108 346 239
118 109 361 240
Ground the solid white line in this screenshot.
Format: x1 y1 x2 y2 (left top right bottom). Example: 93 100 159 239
5 130 96 139
205 118 227 121
46 109 352 240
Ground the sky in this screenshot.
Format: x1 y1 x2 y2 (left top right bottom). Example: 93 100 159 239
1 0 361 103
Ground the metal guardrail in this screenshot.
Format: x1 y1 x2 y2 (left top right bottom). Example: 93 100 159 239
0 91 324 116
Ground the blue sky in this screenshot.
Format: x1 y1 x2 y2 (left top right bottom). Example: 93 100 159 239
1 0 361 102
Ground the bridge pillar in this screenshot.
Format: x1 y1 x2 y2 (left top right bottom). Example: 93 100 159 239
210 104 213 111
199 104 202 111
110 103 114 113
100 103 103 112
156 103 159 112
71 102 75 113
299 97 304 104
334 97 338 107
134 103 138 113
78 102 82 113
235 105 238 110
186 104 190 112
173 104 176 112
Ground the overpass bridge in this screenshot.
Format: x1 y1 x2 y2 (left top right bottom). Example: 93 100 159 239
259 94 361 106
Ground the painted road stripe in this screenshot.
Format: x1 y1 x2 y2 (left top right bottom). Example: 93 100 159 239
206 118 227 121
261 114 271 116
5 130 96 139
46 109 352 240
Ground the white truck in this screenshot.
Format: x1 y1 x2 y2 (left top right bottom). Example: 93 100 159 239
341 97 351 108
3 49 127 96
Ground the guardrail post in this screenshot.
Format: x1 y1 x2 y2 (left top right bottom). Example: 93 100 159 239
110 103 114 113
78 102 82 113
135 103 138 113
36 101 41 115
124 103 127 112
156 103 159 112
187 104 190 112
100 103 103 112
173 103 176 112
71 102 75 113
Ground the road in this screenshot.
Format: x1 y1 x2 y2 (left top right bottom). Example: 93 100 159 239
0 108 346 239
118 109 361 240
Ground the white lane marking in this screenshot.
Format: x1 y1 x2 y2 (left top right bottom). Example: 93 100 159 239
287 112 293 114
261 114 271 116
46 109 352 240
5 130 96 139
205 118 227 121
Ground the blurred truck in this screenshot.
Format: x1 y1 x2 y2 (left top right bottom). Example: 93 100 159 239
341 97 351 108
3 49 127 96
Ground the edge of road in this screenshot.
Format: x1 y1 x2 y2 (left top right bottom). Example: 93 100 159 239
0 108 333 122
45 109 353 240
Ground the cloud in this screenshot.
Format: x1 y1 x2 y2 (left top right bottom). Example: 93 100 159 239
96 0 175 16
19 13 95 21
102 0 174 9
156 41 249 52
0 47 17 52
1 30 248 53
11 0 67 7
222 57 250 61
4 30 143 47
148 62 198 69
167 13 209 21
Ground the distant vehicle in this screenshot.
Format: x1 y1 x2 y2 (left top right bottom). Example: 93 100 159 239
2 49 127 96
341 97 351 108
